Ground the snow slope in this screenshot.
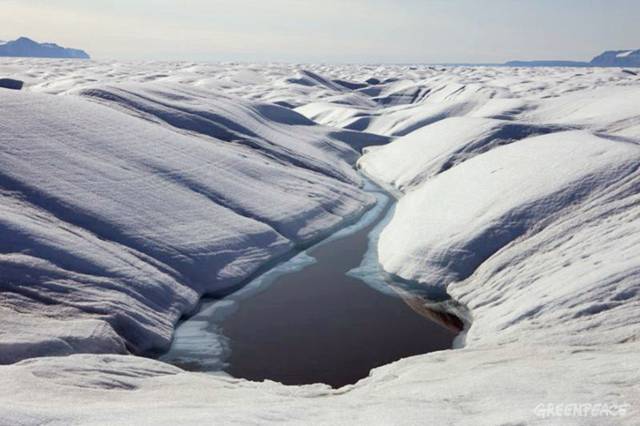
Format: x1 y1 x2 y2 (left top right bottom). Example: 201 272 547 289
0 86 375 363
523 85 640 139
358 117 561 192
1 343 638 425
375 131 640 286
1 59 639 424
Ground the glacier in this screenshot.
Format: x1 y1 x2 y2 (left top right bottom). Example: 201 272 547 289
1 60 639 424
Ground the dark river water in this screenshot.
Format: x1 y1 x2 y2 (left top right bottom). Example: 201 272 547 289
160 182 460 388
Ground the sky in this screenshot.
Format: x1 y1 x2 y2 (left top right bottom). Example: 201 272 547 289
2 0 639 63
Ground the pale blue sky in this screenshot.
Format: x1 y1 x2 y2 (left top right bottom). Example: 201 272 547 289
2 0 639 63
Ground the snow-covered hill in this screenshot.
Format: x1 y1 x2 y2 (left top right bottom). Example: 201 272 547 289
0 84 379 363
1 60 639 424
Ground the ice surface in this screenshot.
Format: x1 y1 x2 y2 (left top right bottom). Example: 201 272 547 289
376 131 640 287
0 83 375 361
160 251 317 372
524 85 640 139
358 117 561 192
1 59 639 424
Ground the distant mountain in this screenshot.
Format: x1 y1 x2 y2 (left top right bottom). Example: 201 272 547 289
0 37 90 59
505 49 640 68
504 60 590 67
590 49 640 67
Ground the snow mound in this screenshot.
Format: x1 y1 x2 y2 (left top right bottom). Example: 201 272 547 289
524 85 640 139
358 117 562 192
297 81 515 137
451 180 640 348
378 131 640 287
286 69 345 92
295 102 369 130
76 83 363 183
0 88 373 362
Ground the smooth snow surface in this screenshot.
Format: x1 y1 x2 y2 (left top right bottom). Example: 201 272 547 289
359 117 561 192
376 131 639 287
1 60 639 424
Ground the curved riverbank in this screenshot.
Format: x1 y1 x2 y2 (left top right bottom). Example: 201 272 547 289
159 179 462 388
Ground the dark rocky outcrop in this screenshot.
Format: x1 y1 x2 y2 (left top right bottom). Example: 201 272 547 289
0 78 23 90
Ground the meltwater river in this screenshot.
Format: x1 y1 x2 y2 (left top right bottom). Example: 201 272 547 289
159 179 462 388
